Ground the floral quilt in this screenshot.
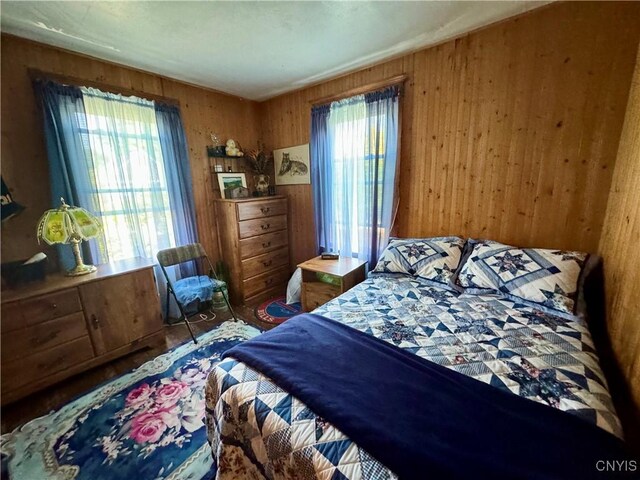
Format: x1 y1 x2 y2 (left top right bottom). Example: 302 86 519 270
205 274 622 479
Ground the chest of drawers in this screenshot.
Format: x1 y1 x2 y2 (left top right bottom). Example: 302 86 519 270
215 196 290 304
0 258 164 405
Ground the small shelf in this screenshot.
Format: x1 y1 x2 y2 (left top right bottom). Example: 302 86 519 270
207 145 244 159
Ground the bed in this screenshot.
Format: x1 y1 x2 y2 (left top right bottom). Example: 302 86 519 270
205 268 622 479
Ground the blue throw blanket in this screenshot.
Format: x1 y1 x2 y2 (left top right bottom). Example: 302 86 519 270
223 314 630 479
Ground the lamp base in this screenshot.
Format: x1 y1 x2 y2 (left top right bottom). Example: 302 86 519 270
66 263 97 277
66 236 98 276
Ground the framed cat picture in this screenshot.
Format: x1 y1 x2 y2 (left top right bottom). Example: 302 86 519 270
273 144 310 185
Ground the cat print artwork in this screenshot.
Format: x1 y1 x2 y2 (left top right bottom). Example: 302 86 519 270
274 144 311 185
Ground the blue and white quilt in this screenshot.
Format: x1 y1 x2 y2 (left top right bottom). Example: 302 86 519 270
205 273 621 479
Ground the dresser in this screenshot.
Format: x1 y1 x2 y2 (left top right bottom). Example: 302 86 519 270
0 258 164 405
215 196 290 304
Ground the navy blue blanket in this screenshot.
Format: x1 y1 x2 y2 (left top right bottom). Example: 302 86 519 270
223 314 630 479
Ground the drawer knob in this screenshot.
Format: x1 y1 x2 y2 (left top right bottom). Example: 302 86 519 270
262 260 273 267
262 241 271 248
91 314 100 329
261 207 270 214
265 278 274 286
51 303 58 309
261 223 270 230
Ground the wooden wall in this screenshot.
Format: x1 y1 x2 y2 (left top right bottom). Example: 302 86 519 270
599 45 640 408
0 34 262 266
260 1 640 269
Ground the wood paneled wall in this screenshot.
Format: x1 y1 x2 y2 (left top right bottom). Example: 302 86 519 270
260 1 640 269
0 34 261 266
599 46 640 408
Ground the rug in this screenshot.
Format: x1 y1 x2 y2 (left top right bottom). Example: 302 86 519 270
0 321 261 480
255 295 302 324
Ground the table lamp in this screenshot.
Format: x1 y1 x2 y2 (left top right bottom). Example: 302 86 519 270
37 198 102 276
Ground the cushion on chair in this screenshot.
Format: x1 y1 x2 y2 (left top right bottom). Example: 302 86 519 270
173 275 226 313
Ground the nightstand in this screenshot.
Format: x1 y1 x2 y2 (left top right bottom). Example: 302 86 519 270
298 256 367 312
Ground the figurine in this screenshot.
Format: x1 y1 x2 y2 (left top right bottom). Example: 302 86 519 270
225 139 244 157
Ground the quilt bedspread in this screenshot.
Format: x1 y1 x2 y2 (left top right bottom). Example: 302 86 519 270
205 274 621 479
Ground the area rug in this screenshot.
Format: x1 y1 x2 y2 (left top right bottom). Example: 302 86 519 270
255 295 302 324
0 321 261 480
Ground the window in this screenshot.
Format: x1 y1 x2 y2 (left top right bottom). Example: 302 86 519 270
80 90 176 262
329 99 391 253
311 86 400 266
38 80 197 318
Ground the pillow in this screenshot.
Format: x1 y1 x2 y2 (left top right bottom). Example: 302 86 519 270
373 236 465 285
457 240 588 315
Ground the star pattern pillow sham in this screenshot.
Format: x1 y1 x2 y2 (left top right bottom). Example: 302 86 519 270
457 240 587 315
373 236 465 286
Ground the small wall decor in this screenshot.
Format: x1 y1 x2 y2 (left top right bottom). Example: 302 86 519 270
274 144 310 185
207 133 226 157
225 139 244 157
217 172 247 198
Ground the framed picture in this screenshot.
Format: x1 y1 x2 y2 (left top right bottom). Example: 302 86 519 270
274 143 310 185
217 172 247 198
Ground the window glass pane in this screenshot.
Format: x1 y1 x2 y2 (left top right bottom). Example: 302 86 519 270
81 91 176 262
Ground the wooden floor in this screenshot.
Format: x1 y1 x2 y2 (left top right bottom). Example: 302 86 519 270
0 303 277 434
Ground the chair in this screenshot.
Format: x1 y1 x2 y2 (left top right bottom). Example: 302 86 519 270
157 243 236 344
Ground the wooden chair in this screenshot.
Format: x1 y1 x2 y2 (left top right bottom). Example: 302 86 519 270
157 243 236 344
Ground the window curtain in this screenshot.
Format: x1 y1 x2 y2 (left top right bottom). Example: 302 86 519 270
363 86 400 265
154 103 199 278
35 81 102 271
80 87 175 262
310 104 334 256
311 85 400 267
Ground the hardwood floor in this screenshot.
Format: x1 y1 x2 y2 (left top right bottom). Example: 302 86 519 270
0 303 277 434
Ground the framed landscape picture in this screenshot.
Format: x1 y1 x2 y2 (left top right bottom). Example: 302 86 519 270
274 144 310 185
217 172 247 198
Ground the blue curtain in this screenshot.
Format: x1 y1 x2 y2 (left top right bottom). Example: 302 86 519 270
310 85 400 268
35 81 102 270
310 104 334 255
154 102 199 277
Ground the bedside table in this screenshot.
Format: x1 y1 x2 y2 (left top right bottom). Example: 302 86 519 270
298 256 367 312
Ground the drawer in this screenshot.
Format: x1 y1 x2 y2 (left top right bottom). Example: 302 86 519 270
242 247 289 279
237 198 287 221
302 282 341 311
21 289 82 326
238 215 287 239
243 266 291 299
2 289 82 332
1 335 95 392
1 301 25 333
240 230 288 259
1 312 90 363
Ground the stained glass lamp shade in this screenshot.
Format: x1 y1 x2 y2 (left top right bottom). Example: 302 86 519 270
37 198 102 276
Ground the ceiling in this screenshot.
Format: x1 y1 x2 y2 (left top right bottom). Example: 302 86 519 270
1 1 547 101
